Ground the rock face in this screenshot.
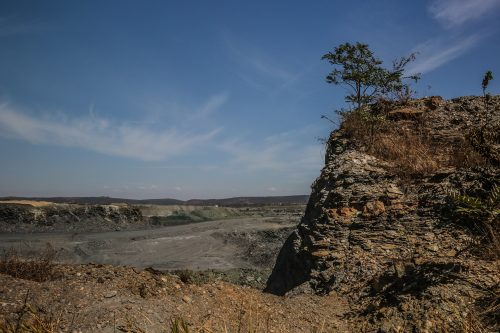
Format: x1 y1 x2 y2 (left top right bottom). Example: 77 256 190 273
0 203 144 232
265 96 500 330
265 96 499 298
266 141 497 297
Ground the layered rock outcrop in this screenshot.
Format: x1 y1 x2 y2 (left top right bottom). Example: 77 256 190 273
266 96 499 331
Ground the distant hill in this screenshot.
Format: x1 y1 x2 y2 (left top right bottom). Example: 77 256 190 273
185 196 309 206
0 195 308 207
0 196 184 206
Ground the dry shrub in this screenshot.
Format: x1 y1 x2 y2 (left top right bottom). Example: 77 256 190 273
446 308 488 333
0 293 62 333
450 184 500 260
448 137 488 168
341 109 441 176
0 244 58 282
170 318 190 333
174 269 194 284
452 284 500 333
461 232 500 262
340 107 388 146
477 283 500 331
473 221 500 260
371 129 440 176
340 107 488 177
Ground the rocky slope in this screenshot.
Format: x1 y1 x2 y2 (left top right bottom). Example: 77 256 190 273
266 95 499 331
0 203 144 232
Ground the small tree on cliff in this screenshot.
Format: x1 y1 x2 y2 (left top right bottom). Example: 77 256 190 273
322 42 420 109
482 70 494 110
482 70 493 95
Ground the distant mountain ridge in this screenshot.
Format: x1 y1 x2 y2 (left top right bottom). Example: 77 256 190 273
0 195 309 207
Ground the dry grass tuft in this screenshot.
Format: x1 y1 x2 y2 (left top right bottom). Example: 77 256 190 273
0 244 59 282
370 129 440 176
449 183 500 260
174 269 194 284
478 283 500 331
170 318 190 333
0 292 62 333
339 106 488 177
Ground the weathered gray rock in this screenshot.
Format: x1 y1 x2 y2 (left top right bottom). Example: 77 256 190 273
266 96 499 298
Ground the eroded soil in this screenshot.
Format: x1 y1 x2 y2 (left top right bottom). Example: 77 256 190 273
0 264 350 333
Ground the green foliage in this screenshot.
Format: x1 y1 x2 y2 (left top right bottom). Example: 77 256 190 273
384 54 421 103
450 184 500 220
322 42 384 109
482 70 493 95
449 184 500 258
466 70 498 164
322 42 420 109
482 70 494 111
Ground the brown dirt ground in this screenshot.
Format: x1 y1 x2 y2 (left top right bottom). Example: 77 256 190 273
0 264 351 333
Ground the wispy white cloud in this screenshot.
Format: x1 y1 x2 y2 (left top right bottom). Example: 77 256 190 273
428 0 500 28
244 56 294 82
407 34 482 74
220 128 323 172
411 0 499 74
0 103 220 161
188 91 229 120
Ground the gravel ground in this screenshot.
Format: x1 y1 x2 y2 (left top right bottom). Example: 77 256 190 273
0 217 295 272
0 264 350 333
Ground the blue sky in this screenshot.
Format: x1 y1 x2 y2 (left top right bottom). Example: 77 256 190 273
0 0 499 199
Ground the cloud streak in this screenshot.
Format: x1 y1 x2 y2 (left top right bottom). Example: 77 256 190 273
407 34 482 74
0 103 220 161
428 0 500 28
409 0 499 74
220 129 323 172
188 91 229 120
244 56 294 82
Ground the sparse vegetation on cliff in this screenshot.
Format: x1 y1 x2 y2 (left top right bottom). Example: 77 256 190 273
265 48 499 330
322 44 498 178
333 79 498 177
322 42 420 109
450 183 500 259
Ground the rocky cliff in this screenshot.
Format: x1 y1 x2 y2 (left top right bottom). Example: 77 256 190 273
266 96 499 331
